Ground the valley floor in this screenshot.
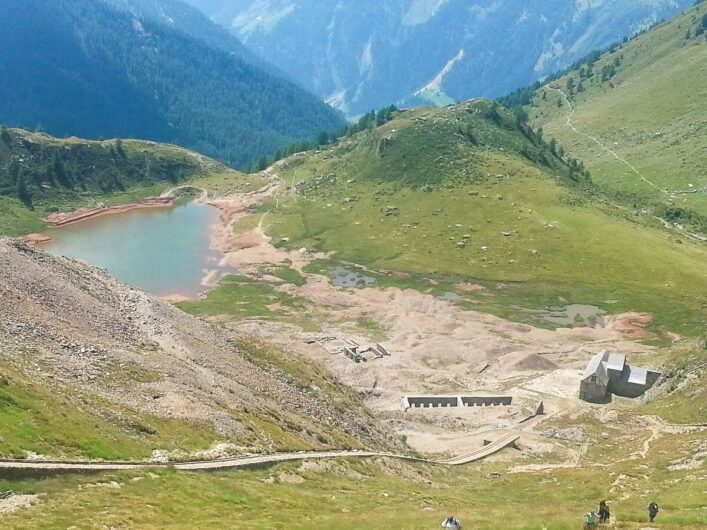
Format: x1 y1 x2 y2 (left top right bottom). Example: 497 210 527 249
180 169 695 460
1 167 705 529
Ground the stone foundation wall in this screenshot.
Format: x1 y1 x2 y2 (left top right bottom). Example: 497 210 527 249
404 396 512 409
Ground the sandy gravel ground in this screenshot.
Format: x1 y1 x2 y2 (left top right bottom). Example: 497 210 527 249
0 495 38 515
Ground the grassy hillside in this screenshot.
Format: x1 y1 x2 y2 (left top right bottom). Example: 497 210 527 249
1 340 705 528
0 337 375 461
261 100 706 337
527 2 707 234
0 361 215 460
0 127 245 236
2 358 706 528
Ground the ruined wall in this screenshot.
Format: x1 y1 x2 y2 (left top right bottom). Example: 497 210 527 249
405 396 512 409
406 397 458 408
579 376 608 403
461 396 512 407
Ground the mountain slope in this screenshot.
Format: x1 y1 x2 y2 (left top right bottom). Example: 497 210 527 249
185 0 693 116
0 0 344 168
525 2 707 235
105 0 262 67
260 100 707 336
0 238 395 459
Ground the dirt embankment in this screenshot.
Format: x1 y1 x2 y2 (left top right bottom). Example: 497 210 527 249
44 196 176 228
0 238 396 453
605 312 653 339
22 233 53 245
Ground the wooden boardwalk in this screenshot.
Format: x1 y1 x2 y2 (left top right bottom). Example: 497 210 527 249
0 434 520 473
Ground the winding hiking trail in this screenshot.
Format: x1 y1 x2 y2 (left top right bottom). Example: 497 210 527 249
552 87 706 242
553 88 665 195
256 167 282 231
0 433 521 473
256 164 299 232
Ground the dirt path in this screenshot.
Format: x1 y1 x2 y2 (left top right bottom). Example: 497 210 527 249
630 415 705 461
553 88 664 194
552 87 704 242
162 185 209 202
256 167 282 231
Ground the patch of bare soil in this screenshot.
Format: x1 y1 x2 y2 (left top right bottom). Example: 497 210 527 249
606 312 653 339
209 183 319 275
456 282 485 292
22 233 53 245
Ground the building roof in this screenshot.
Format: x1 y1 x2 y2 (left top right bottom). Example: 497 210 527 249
626 365 648 386
582 353 604 378
582 353 610 385
606 352 626 373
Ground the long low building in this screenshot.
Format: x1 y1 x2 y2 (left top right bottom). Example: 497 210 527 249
580 351 661 403
404 396 513 409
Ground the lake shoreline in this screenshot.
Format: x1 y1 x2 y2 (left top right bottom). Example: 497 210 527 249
34 199 232 300
44 196 176 228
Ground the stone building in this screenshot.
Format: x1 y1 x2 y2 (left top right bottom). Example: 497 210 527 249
579 350 661 403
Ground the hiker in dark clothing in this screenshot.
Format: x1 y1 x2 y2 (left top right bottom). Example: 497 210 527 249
648 502 659 522
598 500 610 523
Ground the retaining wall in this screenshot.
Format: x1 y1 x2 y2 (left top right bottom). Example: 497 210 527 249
404 396 513 409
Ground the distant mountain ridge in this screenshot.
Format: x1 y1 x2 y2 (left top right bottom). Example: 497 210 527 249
0 0 344 168
184 0 694 116
105 0 261 66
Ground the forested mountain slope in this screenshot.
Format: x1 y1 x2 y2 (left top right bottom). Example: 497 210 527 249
525 2 707 236
0 126 244 236
185 0 693 116
0 0 344 168
105 0 261 66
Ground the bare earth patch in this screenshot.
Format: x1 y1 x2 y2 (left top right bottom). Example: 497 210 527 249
606 312 653 339
0 495 39 515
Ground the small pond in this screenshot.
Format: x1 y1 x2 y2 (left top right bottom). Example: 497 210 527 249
329 266 377 288
512 304 607 326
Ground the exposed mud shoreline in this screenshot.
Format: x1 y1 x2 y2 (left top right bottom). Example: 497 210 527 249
22 233 53 245
44 196 176 228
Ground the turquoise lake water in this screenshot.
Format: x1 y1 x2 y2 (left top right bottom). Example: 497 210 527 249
42 203 231 298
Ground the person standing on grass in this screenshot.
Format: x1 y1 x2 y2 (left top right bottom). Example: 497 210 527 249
583 510 597 529
648 502 659 522
598 500 610 523
441 515 462 529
